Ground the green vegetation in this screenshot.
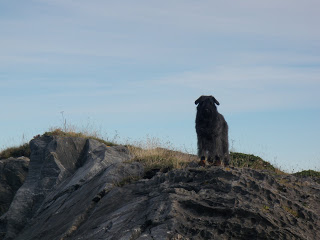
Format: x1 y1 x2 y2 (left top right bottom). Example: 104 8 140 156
230 152 284 174
294 170 320 183
282 205 299 218
294 170 320 178
126 145 286 175
0 143 30 160
262 205 270 212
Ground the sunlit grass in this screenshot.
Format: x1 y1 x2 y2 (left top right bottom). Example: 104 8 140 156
44 127 117 146
0 143 30 159
126 136 197 172
1 126 319 180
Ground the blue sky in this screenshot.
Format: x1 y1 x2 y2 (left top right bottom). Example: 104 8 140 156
1 0 319 172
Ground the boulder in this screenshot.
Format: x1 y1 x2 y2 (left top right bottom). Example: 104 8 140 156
0 157 29 216
1 136 143 240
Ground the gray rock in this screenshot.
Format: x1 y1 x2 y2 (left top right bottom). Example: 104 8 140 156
2 136 320 240
66 167 320 240
0 157 29 216
1 136 143 240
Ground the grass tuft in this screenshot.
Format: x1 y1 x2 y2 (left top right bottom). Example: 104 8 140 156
0 127 117 160
0 143 31 160
2 127 316 181
282 205 299 218
126 137 197 173
293 170 320 178
43 127 117 146
230 152 285 174
293 170 320 183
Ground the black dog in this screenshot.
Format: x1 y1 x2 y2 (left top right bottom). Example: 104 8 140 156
195 95 230 166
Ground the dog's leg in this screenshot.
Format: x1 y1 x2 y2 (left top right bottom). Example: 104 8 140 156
213 156 222 166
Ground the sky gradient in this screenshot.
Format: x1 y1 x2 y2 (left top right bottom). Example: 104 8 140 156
1 0 319 172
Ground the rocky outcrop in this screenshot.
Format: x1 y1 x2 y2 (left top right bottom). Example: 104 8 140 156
54 167 320 240
0 136 143 240
1 135 319 239
0 157 29 216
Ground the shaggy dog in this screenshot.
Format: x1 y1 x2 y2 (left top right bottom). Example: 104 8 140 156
195 95 230 166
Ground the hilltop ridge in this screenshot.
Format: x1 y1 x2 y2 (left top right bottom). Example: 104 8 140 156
0 133 319 239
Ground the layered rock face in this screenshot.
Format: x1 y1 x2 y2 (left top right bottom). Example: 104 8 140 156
0 136 143 240
0 136 319 239
64 168 320 240
0 157 29 216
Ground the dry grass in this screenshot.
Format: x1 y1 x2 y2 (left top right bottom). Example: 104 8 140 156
0 126 117 160
44 128 197 173
1 125 310 180
44 127 117 146
0 143 30 159
127 140 288 178
282 205 299 218
126 137 197 172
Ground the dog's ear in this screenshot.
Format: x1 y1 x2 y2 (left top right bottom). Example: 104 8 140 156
195 96 205 105
211 96 220 105
195 95 220 105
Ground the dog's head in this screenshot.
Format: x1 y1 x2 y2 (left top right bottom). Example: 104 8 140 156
195 95 220 117
195 95 220 106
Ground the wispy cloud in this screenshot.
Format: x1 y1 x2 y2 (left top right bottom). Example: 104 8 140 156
150 63 320 112
1 0 319 68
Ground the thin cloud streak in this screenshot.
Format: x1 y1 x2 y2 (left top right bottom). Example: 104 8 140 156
151 65 320 112
1 0 319 67
41 0 320 39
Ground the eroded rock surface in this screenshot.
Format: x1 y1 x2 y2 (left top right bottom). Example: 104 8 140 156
0 136 143 240
69 168 320 240
1 136 319 240
0 157 29 216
